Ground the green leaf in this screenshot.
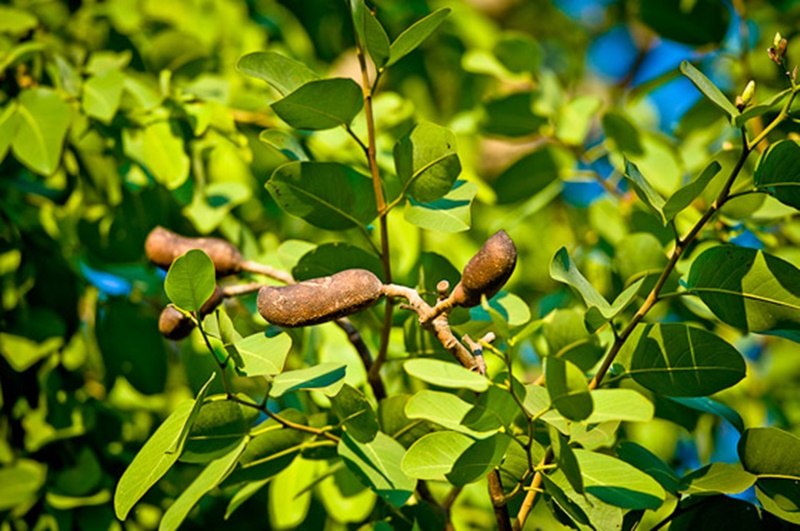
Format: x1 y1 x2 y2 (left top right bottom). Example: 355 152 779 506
293 242 383 282
387 8 450 67
670 495 766 529
405 390 493 438
175 373 216 454
545 356 593 421
271 78 363 130
668 396 745 433
492 146 568 205
0 334 63 372
401 431 473 481
756 478 800 525
82 69 125 124
574 449 666 510
268 458 315 528
350 0 390 69
540 473 591 527
556 96 602 145
549 247 611 315
585 278 646 333
641 0 730 46
663 161 722 220
403 179 477 233
754 140 800 209
623 160 667 224
680 61 738 119
403 359 489 392
584 389 654 424
679 463 756 496
234 331 293 377
628 323 746 397
523 384 551 417
602 109 643 156
617 441 682 494
394 121 461 203
164 249 216 314
0 6 38 35
0 459 46 511
316 465 377 524
461 384 521 433
733 88 792 128
228 410 308 484
270 362 347 398
12 88 71 176
551 427 583 494
114 401 194 520
687 246 800 340
481 91 548 137
0 103 18 160
160 440 246 531
331 384 380 444
267 161 377 230
259 130 309 161
446 434 511 487
236 52 318 96
122 121 190 189
225 480 269 520
181 398 259 463
338 432 416 507
738 427 800 479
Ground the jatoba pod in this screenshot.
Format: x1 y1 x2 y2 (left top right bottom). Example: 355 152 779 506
450 230 517 308
145 226 243 276
257 269 383 327
158 285 225 340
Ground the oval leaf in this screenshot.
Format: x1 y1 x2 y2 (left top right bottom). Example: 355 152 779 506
680 60 738 118
403 359 489 392
164 249 216 313
574 449 666 510
268 161 378 230
629 323 746 397
687 246 800 339
394 121 461 203
269 362 347 398
236 52 318 96
738 427 800 479
234 332 293 377
446 434 512 487
754 140 800 209
388 8 450 67
271 78 363 130
403 179 477 233
12 88 71 176
545 356 593 421
401 431 473 481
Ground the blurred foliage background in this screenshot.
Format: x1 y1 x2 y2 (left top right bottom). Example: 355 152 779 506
1 0 800 529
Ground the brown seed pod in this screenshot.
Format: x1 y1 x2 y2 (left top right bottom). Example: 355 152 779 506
145 226 243 276
257 269 384 327
158 285 225 340
450 230 517 308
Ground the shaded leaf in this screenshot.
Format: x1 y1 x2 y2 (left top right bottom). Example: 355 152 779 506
754 140 800 210
338 432 416 508
617 441 682 494
259 130 309 161
270 363 347 397
668 396 745 433
540 473 591 527
234 331 293 377
738 427 800 479
350 0 390 68
405 390 493 438
0 459 46 511
663 161 722 220
272 78 363 130
268 161 377 230
293 242 383 282
641 0 729 46
181 398 259 463
446 434 511 486
331 384 380 443
394 121 461 203
680 463 756 496
623 159 666 224
687 246 800 340
628 323 746 397
757 478 800 525
550 247 611 314
545 356 593 421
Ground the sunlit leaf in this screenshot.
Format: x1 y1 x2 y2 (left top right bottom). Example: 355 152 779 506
339 432 416 507
679 463 756 496
680 61 738 118
270 363 347 397
403 359 489 392
446 434 511 486
623 159 667 224
234 332 293 377
401 431 473 481
350 0 390 68
394 121 461 203
388 8 450 67
12 88 71 176
545 356 592 421
403 179 477 233
237 52 318 96
574 449 666 510
663 161 722 220
164 250 216 314
738 427 800 479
